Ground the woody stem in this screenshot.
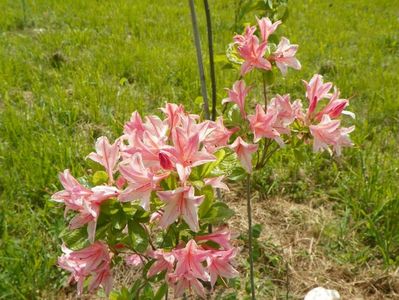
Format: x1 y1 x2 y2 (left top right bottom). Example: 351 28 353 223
246 174 256 300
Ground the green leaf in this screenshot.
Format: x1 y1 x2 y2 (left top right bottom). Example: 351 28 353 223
200 149 226 177
59 226 88 250
252 224 263 239
198 185 215 218
100 199 120 216
128 220 149 253
201 202 235 224
129 278 143 297
143 283 154 299
229 167 247 181
214 54 228 64
133 206 150 223
154 283 167 300
111 209 127 230
92 170 109 185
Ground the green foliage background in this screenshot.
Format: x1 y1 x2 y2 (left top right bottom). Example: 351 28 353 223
0 0 398 298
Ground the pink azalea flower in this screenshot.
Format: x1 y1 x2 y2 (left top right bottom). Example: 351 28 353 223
124 130 167 168
292 99 306 122
257 17 282 42
233 25 256 48
160 102 184 129
195 226 232 250
248 104 282 144
70 185 119 242
150 210 163 223
179 114 211 143
238 35 271 76
309 115 355 156
268 94 298 134
315 87 355 121
147 249 175 278
52 170 118 242
157 186 204 232
204 176 230 191
123 111 146 137
158 151 174 170
163 128 215 182
272 37 301 75
172 274 207 299
203 117 236 152
125 254 143 267
229 137 259 173
118 153 169 210
87 136 120 183
52 169 92 212
58 241 112 295
207 248 239 287
303 74 333 117
143 115 169 141
173 240 210 281
222 80 250 118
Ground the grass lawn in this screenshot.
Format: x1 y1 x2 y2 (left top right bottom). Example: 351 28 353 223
0 0 398 298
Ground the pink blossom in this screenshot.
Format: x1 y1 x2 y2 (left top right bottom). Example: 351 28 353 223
52 169 92 212
125 254 143 267
172 274 207 299
179 113 211 143
272 37 301 75
268 94 298 134
87 136 120 183
158 151 174 170
309 115 355 156
204 176 229 191
52 170 118 242
222 80 250 118
70 185 119 242
207 248 238 287
238 35 271 75
123 111 146 137
229 137 259 173
195 226 232 250
163 128 215 182
58 241 112 295
160 103 184 129
157 186 204 232
257 17 281 42
118 153 169 210
248 104 282 144
303 74 333 117
315 88 355 121
233 25 256 48
150 210 163 223
203 117 236 152
143 115 169 141
173 240 210 281
147 249 175 278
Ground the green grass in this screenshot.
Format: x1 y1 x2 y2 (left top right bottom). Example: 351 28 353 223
0 0 398 298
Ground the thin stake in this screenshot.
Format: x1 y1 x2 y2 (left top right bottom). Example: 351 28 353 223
203 0 217 120
246 174 256 300
188 0 210 120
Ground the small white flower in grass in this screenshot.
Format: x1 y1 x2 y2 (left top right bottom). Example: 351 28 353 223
304 287 340 300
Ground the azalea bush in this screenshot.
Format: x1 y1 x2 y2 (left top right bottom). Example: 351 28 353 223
52 16 355 299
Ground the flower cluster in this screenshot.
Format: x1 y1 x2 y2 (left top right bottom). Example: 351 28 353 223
233 17 300 76
53 103 238 298
146 228 237 298
52 16 355 299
